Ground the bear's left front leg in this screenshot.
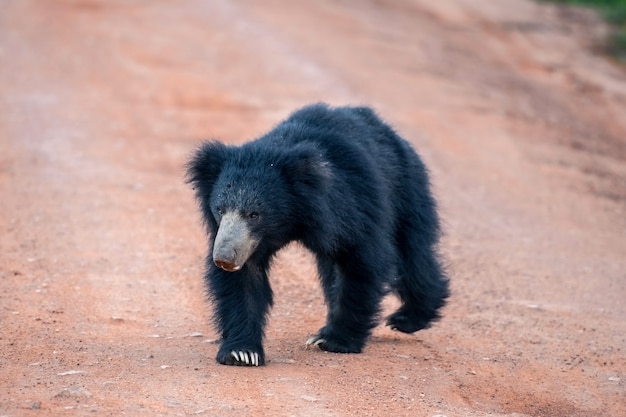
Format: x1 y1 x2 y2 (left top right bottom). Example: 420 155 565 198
307 250 386 353
206 264 273 366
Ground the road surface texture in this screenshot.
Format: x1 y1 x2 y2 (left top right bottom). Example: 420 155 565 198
1 0 625 416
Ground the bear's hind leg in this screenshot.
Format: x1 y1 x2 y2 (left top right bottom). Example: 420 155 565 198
386 245 449 334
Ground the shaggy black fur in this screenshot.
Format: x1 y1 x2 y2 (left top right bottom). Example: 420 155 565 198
187 103 449 366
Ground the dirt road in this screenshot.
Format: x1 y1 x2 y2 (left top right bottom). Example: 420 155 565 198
1 1 624 416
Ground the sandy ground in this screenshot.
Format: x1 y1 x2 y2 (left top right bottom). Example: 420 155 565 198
1 0 625 416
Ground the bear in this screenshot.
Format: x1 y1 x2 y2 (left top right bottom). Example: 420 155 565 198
186 103 449 366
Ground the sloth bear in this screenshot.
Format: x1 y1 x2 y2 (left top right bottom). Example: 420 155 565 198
187 103 448 366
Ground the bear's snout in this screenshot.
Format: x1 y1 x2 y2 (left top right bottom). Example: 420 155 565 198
214 258 241 272
213 211 258 272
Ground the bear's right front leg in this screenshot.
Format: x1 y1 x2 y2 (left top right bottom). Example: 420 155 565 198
206 264 273 366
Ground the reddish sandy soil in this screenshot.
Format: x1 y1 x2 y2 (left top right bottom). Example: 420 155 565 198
1 1 625 416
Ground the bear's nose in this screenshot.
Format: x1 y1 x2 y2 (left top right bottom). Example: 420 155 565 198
212 211 258 272
214 258 241 272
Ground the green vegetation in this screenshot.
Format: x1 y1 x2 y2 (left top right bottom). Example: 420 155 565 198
544 0 626 60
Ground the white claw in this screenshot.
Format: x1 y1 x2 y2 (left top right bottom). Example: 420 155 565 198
254 352 259 366
240 351 248 364
305 336 326 349
231 351 240 361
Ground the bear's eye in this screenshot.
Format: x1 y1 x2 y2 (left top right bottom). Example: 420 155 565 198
216 208 225 216
248 212 259 219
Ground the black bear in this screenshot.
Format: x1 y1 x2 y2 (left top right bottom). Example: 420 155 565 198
187 103 448 366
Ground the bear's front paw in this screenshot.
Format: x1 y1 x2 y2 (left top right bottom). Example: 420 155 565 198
386 307 433 334
305 332 363 354
216 347 264 366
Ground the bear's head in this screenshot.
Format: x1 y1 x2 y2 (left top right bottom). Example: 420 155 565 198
187 140 331 272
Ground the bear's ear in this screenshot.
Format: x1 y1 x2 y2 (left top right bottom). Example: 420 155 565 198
186 140 229 198
282 144 332 191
